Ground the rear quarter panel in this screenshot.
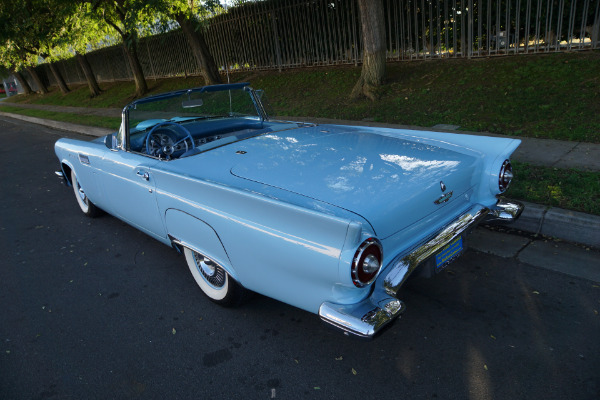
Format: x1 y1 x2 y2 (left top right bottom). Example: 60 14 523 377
153 169 371 313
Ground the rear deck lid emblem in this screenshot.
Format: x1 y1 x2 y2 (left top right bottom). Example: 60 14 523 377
434 191 453 205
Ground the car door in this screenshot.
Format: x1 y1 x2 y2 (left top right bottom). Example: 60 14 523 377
98 149 166 240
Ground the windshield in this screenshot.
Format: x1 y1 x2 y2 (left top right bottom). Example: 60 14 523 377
122 85 283 159
128 86 260 134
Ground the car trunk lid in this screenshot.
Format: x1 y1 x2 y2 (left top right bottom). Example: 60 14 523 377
230 126 480 238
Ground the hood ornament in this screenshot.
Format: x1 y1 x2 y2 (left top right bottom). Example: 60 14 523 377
440 181 447 192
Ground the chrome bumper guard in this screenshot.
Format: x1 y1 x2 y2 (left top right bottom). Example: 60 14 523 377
484 198 524 223
319 199 523 338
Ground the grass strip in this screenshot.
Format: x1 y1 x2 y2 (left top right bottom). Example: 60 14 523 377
507 161 600 215
7 51 600 143
0 105 121 131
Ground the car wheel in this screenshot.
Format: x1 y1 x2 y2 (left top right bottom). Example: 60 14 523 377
70 169 102 217
183 247 248 307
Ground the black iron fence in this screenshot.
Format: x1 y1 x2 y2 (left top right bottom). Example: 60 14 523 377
23 0 600 90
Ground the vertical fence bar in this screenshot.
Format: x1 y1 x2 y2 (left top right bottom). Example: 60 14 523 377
556 0 565 52
514 0 521 53
414 0 420 58
399 0 406 60
428 0 434 57
486 0 491 53
546 0 554 51
452 0 457 56
340 0 350 62
594 0 600 49
567 0 575 51
579 0 590 49
468 0 473 57
406 0 412 59
420 0 426 58
476 0 482 56
435 0 440 57
351 0 358 65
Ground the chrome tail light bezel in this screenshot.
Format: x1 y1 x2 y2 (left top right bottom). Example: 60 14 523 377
351 238 383 287
498 159 514 193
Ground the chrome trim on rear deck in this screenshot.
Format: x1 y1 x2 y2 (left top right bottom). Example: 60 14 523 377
382 205 490 298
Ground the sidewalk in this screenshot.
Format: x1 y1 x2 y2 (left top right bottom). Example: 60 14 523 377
1 101 599 248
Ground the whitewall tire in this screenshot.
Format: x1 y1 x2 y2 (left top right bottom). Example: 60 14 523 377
183 247 248 307
70 169 102 217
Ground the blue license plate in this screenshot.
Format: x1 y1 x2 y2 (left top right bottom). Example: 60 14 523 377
435 236 463 270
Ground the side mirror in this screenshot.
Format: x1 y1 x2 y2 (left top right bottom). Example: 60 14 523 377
104 133 117 150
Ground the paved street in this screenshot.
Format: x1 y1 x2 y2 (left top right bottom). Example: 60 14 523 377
1 117 598 399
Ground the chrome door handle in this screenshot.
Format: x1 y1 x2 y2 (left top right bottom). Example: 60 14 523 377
137 171 149 181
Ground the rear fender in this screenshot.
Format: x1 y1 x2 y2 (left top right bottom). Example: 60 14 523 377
165 209 237 280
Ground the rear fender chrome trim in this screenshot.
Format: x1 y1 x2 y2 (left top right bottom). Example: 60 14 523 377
319 204 491 338
381 205 490 298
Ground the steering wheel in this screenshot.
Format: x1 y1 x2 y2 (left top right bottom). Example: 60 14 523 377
145 122 195 160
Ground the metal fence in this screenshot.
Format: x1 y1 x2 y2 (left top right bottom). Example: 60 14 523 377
24 0 600 89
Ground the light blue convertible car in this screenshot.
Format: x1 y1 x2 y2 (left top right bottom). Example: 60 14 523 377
55 82 523 338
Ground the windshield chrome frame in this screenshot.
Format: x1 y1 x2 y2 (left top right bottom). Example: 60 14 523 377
119 83 268 154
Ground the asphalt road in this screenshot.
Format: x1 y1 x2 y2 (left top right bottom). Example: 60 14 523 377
1 117 598 400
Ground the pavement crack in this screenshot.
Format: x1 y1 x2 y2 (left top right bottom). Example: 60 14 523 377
551 141 580 168
514 238 534 260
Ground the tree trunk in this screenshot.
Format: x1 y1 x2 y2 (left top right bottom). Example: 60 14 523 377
48 62 70 94
76 52 102 97
10 69 33 95
176 15 222 85
351 0 386 100
26 66 49 94
122 36 147 97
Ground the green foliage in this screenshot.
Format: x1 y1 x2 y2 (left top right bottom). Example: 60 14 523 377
507 161 600 215
143 0 225 35
0 0 84 69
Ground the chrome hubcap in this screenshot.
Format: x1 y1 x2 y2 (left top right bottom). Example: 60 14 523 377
78 186 86 202
193 252 226 288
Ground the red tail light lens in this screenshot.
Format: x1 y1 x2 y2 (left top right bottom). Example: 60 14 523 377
352 238 383 287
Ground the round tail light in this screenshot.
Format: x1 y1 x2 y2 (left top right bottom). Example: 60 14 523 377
498 159 513 193
352 238 383 287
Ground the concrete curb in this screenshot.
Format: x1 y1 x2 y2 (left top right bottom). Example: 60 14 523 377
508 201 600 248
1 111 598 248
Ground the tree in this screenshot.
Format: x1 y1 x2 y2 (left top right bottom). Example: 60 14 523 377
89 0 150 97
351 0 386 100
0 0 81 95
57 5 116 97
150 0 222 85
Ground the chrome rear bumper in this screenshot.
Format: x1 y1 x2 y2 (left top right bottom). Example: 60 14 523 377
319 199 523 338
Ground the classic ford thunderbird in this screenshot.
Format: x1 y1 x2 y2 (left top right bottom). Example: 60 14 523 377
55 82 523 338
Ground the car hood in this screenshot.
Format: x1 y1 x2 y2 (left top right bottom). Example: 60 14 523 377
230 125 479 238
